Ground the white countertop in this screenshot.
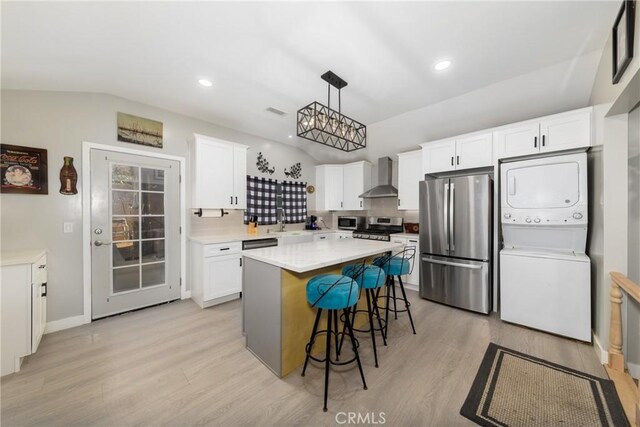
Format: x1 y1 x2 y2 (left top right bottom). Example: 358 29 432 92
242 239 403 273
393 233 420 240
0 249 47 267
190 229 337 244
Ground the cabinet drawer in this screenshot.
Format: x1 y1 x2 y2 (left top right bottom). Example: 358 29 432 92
31 254 47 284
204 242 242 257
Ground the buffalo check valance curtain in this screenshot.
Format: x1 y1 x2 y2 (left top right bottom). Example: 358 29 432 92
244 176 278 225
282 180 307 224
244 176 307 225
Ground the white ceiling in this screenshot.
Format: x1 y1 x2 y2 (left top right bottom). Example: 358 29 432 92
2 1 619 162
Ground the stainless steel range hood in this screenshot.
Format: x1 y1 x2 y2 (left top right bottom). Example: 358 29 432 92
359 157 398 199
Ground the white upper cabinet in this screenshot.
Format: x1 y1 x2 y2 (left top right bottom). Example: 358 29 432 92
397 150 423 210
316 161 371 211
190 134 248 209
493 123 540 159
494 108 591 160
539 110 591 153
422 139 456 174
422 133 492 174
456 133 493 169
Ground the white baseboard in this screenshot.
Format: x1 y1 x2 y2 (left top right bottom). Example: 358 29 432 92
45 315 86 334
592 331 609 364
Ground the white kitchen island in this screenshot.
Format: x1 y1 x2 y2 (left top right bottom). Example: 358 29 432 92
242 239 403 377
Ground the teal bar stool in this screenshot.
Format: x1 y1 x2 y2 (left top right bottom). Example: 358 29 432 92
302 273 367 412
373 247 417 336
338 262 387 368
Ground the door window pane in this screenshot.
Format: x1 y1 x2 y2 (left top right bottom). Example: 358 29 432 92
112 218 139 241
142 240 165 263
112 191 139 215
141 217 164 239
142 263 165 288
141 168 164 191
112 165 139 190
113 266 140 293
113 241 139 267
142 192 164 215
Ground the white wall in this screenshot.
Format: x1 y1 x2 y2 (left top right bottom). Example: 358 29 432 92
0 90 319 323
587 1 640 371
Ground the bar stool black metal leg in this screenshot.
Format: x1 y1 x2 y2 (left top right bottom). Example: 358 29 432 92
333 310 340 360
337 306 349 355
365 289 379 368
343 308 367 390
398 276 416 335
302 308 322 377
372 293 387 345
391 276 398 319
323 310 332 412
385 279 391 338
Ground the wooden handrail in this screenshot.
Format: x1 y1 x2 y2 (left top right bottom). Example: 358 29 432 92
607 271 640 427
611 272 640 303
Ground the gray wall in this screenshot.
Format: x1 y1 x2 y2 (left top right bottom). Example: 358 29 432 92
627 105 640 372
0 90 319 322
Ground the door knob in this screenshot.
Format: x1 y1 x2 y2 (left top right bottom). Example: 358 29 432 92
94 240 112 246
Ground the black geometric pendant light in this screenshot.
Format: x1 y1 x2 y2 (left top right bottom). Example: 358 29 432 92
297 71 366 152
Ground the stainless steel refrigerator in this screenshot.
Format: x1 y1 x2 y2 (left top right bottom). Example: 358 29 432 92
419 174 492 314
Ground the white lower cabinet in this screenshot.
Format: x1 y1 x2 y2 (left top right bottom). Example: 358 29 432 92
191 242 242 308
1 252 47 377
313 232 337 242
390 236 420 289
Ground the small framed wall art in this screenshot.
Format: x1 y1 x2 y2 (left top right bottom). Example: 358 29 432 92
117 112 163 148
612 0 636 84
0 144 49 194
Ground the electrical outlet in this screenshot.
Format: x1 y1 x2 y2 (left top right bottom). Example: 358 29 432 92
63 222 74 233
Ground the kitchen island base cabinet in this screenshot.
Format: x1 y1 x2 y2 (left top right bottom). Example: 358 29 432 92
243 257 371 378
190 242 243 309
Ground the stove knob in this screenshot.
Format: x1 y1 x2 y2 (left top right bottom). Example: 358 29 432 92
534 218 541 223
573 212 583 220
525 217 532 223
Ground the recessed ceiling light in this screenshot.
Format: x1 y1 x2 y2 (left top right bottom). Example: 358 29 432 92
434 60 452 71
198 79 213 87
288 135 293 139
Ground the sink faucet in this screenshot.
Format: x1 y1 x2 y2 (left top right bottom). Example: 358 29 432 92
277 208 286 232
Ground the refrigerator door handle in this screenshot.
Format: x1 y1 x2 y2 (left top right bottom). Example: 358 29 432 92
449 183 455 251
421 258 483 270
444 183 449 251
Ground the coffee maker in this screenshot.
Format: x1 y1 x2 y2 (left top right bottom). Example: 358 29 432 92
305 215 318 230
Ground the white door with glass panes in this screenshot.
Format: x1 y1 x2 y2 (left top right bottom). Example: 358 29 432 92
90 149 181 319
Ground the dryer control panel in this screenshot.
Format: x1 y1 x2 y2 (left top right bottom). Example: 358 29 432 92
502 209 588 226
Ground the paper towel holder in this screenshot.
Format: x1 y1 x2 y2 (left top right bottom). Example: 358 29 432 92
193 208 228 218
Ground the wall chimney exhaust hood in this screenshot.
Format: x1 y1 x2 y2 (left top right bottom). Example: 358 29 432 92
359 157 398 198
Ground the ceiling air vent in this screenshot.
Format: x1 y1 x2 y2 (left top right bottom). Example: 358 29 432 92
266 107 287 116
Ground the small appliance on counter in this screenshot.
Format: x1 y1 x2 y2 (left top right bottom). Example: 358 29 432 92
305 215 319 230
403 222 419 234
247 215 259 235
337 216 366 231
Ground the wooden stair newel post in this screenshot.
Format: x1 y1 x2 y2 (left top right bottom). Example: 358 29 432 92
608 280 625 372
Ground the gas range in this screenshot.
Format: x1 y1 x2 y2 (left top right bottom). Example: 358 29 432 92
352 217 403 241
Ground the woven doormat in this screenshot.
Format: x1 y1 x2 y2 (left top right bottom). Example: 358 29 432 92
460 343 628 427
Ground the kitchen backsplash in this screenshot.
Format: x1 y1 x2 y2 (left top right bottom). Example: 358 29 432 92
190 210 334 236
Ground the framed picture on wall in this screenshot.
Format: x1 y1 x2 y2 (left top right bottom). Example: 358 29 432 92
612 0 636 84
117 112 163 148
0 144 48 194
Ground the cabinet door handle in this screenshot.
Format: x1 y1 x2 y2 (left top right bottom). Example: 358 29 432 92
398 199 401 206
41 283 47 297
542 135 546 147
38 264 46 269
534 136 537 148
239 258 242 267
220 247 230 251
230 196 233 204
235 196 238 205
341 201 343 208
360 200 362 207
451 156 454 166
456 155 460 165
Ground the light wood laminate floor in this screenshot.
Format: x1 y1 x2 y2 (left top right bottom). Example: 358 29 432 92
1 290 605 426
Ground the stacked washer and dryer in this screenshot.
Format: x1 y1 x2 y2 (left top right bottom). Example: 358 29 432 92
500 152 591 342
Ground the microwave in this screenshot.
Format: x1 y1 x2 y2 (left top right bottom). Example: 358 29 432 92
337 216 366 231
